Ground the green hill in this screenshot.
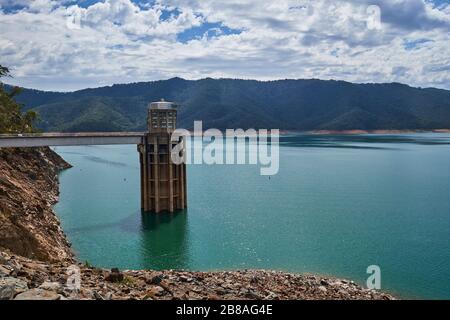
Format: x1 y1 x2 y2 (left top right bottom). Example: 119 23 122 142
6 78 450 132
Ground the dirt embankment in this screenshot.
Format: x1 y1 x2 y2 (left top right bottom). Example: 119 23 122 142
0 147 73 262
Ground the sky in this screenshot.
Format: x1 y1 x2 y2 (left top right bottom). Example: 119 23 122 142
0 0 449 91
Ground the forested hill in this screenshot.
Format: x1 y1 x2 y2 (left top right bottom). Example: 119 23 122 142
6 78 450 132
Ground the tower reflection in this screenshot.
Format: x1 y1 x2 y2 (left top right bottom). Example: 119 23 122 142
139 210 190 270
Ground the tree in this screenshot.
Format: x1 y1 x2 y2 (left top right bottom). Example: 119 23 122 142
0 65 37 133
0 65 10 77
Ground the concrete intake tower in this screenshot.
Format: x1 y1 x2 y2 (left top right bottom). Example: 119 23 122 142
138 100 187 213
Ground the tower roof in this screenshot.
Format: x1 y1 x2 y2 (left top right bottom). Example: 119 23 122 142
149 99 178 110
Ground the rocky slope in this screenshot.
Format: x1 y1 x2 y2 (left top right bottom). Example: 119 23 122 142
0 148 395 300
0 147 73 262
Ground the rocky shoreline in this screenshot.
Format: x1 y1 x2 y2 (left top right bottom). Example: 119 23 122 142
0 147 395 300
0 251 394 300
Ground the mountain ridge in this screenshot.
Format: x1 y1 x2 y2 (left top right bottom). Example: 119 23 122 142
4 77 450 132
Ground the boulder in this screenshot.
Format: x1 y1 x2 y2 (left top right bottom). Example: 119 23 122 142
105 268 124 283
92 291 104 300
0 285 15 300
179 275 191 282
14 288 61 300
0 265 11 276
145 286 165 298
318 286 328 293
0 253 8 264
149 274 163 285
39 281 62 292
0 276 28 300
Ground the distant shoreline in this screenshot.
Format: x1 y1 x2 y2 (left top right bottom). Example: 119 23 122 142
300 129 450 135
185 129 450 136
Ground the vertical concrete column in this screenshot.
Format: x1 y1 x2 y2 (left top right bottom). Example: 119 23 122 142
180 147 185 210
147 136 152 212
168 137 174 212
139 144 145 210
154 135 160 213
176 164 181 209
139 137 150 211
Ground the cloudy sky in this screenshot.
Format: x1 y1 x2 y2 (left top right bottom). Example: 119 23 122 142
0 0 449 91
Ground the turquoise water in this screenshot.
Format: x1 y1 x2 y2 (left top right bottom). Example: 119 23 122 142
54 133 450 299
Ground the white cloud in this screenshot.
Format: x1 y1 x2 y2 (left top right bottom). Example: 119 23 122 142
0 0 449 91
